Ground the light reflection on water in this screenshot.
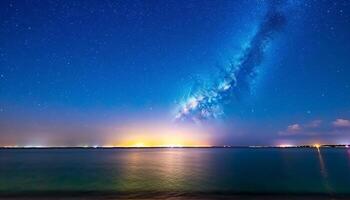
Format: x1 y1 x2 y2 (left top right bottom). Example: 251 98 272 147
316 148 332 193
317 148 327 178
1 148 350 194
116 149 213 191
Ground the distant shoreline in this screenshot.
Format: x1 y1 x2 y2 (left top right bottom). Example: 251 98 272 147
0 144 349 149
1 191 350 200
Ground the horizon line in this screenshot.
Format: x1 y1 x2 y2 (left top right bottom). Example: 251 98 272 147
1 144 349 149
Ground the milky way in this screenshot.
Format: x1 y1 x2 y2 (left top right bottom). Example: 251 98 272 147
175 1 287 123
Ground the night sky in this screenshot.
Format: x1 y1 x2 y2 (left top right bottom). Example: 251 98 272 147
1 0 350 147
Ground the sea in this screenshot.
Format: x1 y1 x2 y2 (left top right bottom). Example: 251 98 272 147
1 148 350 199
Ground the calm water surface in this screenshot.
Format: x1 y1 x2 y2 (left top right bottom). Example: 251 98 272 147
1 148 350 195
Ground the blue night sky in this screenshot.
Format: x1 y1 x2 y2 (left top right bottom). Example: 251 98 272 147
1 0 350 146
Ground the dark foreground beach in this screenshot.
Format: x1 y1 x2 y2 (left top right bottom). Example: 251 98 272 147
1 148 350 199
1 193 350 200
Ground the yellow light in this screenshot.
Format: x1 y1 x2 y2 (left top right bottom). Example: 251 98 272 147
278 144 292 148
134 142 145 148
103 119 214 147
162 144 183 148
314 144 321 148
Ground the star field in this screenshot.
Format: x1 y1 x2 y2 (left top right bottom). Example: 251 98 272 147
1 0 350 146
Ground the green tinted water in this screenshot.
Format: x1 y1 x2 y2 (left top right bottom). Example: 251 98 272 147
0 148 350 194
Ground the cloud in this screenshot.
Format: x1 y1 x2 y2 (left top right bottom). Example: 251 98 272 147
333 119 350 128
279 123 302 136
287 124 302 132
279 118 350 137
306 120 322 128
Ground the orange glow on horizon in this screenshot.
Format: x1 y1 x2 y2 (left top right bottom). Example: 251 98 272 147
278 144 293 148
102 120 215 147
